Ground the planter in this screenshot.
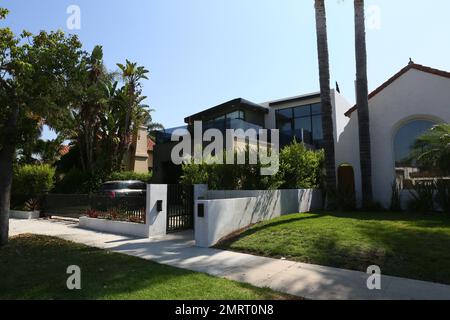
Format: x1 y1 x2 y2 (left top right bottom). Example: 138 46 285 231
10 210 40 220
79 216 149 238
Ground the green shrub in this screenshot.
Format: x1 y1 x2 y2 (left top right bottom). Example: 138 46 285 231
181 142 323 191
275 142 324 189
108 171 152 183
408 181 435 213
390 180 402 212
436 180 450 213
53 168 105 194
12 164 55 197
181 155 269 190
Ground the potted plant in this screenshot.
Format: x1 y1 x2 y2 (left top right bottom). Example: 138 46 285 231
10 198 41 220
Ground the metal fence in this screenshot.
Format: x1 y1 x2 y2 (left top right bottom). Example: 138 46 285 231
40 194 146 223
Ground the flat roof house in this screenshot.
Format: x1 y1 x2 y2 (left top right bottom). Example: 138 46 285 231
152 90 351 184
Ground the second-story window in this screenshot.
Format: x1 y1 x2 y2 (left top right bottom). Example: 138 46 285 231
276 103 323 147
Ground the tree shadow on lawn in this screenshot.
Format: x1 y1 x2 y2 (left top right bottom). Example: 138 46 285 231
289 217 450 285
0 235 283 300
351 223 450 285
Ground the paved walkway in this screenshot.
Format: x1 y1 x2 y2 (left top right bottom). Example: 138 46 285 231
9 218 450 300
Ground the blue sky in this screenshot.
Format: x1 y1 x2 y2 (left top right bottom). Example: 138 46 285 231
2 0 450 139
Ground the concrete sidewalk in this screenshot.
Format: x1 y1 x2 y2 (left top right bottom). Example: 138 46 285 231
9 218 450 300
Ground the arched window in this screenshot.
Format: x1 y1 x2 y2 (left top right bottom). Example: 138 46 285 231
393 120 436 188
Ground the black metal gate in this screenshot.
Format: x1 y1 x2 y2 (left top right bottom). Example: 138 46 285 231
167 184 194 233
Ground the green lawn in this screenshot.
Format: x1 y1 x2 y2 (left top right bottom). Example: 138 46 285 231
216 211 450 285
0 234 290 300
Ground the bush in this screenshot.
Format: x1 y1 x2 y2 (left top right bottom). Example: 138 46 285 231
436 180 450 213
12 164 55 197
108 171 152 183
390 180 402 212
53 168 101 194
276 142 324 189
181 142 324 191
407 181 435 213
180 155 270 190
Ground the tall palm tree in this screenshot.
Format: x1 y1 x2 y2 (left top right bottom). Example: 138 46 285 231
314 0 337 196
354 0 373 206
115 60 149 171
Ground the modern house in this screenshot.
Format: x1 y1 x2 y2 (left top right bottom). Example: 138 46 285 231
152 62 450 209
152 91 351 183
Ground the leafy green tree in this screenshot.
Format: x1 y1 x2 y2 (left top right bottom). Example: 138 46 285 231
0 9 84 245
17 137 65 165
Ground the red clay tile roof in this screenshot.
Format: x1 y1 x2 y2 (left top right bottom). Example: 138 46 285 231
344 63 450 117
59 145 70 156
147 137 155 151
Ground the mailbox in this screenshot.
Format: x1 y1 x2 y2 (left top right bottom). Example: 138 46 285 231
156 200 163 212
197 203 205 218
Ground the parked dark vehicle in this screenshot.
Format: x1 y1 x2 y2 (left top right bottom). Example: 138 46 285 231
97 181 147 197
92 181 147 212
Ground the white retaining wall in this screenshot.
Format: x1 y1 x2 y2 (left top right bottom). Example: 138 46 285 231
79 216 149 238
10 210 40 220
195 189 322 247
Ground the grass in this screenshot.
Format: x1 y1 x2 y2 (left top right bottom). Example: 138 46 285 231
0 234 291 300
216 211 450 285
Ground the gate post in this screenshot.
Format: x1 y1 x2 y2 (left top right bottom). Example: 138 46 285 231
146 184 168 237
193 184 208 243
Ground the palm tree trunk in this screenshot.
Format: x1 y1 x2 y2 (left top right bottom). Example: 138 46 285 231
314 0 337 194
354 0 373 207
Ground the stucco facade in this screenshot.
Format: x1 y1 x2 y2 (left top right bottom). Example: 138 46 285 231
336 64 450 208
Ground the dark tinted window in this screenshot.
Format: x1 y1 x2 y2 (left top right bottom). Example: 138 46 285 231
294 105 311 118
129 183 146 190
100 182 126 191
311 103 322 115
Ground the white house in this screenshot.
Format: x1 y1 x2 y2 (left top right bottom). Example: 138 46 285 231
153 62 450 210
335 62 450 208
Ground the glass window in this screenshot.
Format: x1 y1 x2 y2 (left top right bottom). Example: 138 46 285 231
312 115 323 141
394 120 435 166
277 108 293 119
294 105 311 117
394 120 437 190
278 120 292 132
226 111 241 120
294 117 311 132
311 103 322 115
245 110 264 127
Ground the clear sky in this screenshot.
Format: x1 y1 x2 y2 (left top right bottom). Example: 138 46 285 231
2 0 450 140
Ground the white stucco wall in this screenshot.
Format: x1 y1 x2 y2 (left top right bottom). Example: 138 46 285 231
195 189 322 247
336 68 450 208
147 184 168 237
79 217 149 238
